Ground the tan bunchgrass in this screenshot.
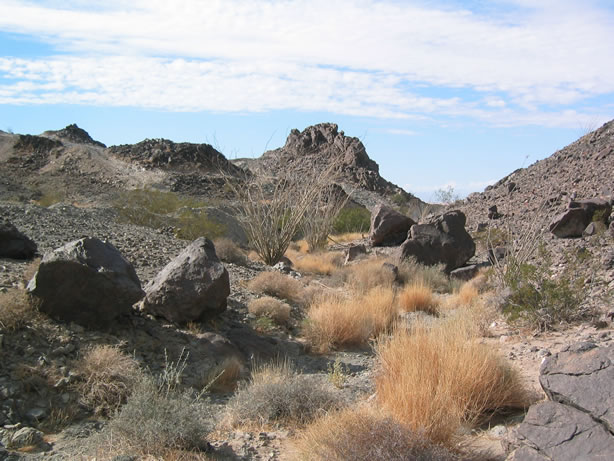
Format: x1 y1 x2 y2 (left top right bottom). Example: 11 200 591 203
456 283 480 306
0 289 36 331
293 405 460 461
213 237 247 265
206 356 244 393
304 286 397 353
248 296 292 324
73 345 142 416
375 317 529 446
344 257 397 292
247 271 305 304
399 282 439 315
287 250 344 275
328 232 365 244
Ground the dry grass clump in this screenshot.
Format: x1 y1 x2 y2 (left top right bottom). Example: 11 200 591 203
304 286 397 353
344 257 397 292
397 258 450 292
456 283 479 306
288 250 344 275
294 406 461 461
375 318 529 446
73 345 143 416
213 237 247 265
399 282 439 315
248 296 291 325
206 356 244 393
0 289 36 331
247 271 305 304
328 232 365 243
224 360 343 427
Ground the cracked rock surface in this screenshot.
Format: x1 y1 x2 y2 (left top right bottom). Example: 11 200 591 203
507 342 614 460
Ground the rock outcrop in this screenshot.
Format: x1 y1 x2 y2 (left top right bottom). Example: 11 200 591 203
0 221 37 259
43 123 106 148
507 342 614 460
27 237 144 328
140 237 230 324
369 205 415 246
549 198 611 238
397 211 475 272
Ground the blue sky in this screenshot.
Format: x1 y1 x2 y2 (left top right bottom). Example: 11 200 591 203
1 1 613 201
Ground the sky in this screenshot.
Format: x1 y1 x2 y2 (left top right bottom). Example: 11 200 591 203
1 0 613 202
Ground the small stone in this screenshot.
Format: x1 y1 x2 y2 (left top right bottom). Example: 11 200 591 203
9 426 44 449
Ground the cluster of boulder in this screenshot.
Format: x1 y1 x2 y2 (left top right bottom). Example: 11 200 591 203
549 197 612 238
368 204 476 273
11 232 230 329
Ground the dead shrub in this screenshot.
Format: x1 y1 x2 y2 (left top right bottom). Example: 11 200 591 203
248 296 291 325
397 258 450 292
213 237 247 265
206 356 244 393
247 271 304 304
328 232 365 243
304 286 397 353
294 406 461 461
399 282 438 315
73 345 142 416
0 289 36 331
455 282 479 307
224 360 343 427
375 318 529 446
344 258 397 292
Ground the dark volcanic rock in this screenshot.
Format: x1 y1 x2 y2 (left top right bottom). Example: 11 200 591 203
27 237 144 328
549 208 590 238
140 237 230 324
539 342 614 432
369 205 415 246
46 124 106 148
397 211 475 272
0 221 37 259
507 401 614 461
449 264 479 281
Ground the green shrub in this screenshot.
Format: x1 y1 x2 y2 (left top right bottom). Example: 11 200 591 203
333 207 371 234
503 247 584 331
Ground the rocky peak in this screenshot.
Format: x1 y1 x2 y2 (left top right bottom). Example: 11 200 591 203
43 124 106 148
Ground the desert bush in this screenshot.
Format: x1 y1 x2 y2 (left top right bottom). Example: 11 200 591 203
328 232 365 243
304 286 397 352
248 296 291 325
247 272 305 304
343 257 397 292
375 318 529 446
0 289 35 331
73 345 142 416
175 208 226 241
36 188 65 207
294 406 461 461
205 356 244 393
289 250 344 276
213 237 247 265
332 206 371 234
454 282 480 307
225 360 343 427
223 159 345 265
399 282 438 315
103 352 212 454
302 184 349 251
396 257 450 292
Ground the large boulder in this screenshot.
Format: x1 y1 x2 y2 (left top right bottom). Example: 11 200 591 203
140 237 229 324
507 342 614 460
0 221 37 259
397 211 475 272
550 198 611 238
369 204 415 246
27 238 144 328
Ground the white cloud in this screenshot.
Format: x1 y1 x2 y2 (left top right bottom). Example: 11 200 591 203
1 0 613 125
386 128 418 136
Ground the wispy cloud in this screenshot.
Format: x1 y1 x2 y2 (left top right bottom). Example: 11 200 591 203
1 0 613 126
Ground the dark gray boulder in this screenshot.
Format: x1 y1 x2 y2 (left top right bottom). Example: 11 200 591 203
539 342 614 432
397 211 475 272
550 198 612 238
369 205 415 246
449 264 478 281
27 237 143 328
507 401 614 461
140 237 229 324
0 221 37 259
344 244 367 264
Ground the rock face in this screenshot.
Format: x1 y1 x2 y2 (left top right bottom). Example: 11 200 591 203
141 237 230 324
0 221 37 259
549 198 612 238
397 211 475 272
43 123 106 148
507 342 614 460
27 238 144 328
369 205 415 246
